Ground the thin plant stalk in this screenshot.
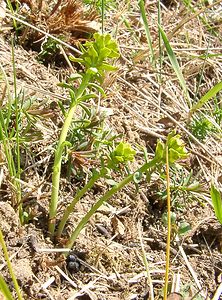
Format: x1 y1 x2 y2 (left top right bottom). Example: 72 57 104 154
65 157 160 249
0 229 23 300
0 121 15 178
101 0 105 33
157 0 162 80
163 145 171 300
11 36 22 219
0 65 15 178
138 0 155 64
0 65 12 130
138 223 154 300
0 275 14 300
6 0 18 30
49 73 91 236
56 169 104 238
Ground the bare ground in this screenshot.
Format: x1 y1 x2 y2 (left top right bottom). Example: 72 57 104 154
0 1 222 299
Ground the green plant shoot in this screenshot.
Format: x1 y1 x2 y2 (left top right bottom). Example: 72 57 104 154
56 142 135 239
110 142 136 165
155 131 188 164
48 33 119 236
189 81 222 117
210 183 222 224
64 132 189 249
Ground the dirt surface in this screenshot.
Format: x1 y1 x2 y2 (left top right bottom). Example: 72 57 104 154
0 1 222 300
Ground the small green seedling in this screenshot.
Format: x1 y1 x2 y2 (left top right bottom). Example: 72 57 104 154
190 115 216 141
210 183 222 224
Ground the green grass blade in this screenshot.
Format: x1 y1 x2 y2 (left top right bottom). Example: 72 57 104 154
159 25 191 108
0 275 14 300
5 0 17 30
157 0 162 81
190 81 222 114
0 66 16 180
101 0 105 33
11 36 22 214
0 229 24 300
210 183 222 224
138 0 154 64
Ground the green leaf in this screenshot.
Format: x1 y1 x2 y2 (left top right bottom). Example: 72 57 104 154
79 33 120 78
105 178 117 186
69 56 84 64
138 0 154 64
210 183 222 224
159 25 190 107
0 275 14 300
87 67 99 75
99 47 112 61
88 83 106 96
162 211 177 225
155 132 188 164
69 73 83 81
190 81 222 114
78 93 98 103
57 82 76 92
178 222 191 235
155 140 165 161
100 63 118 71
167 133 188 163
111 142 136 165
169 148 181 163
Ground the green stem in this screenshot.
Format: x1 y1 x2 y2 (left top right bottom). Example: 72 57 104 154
0 121 15 178
56 169 104 238
66 157 160 249
163 145 171 300
12 36 22 219
101 0 105 33
0 229 23 300
48 73 91 236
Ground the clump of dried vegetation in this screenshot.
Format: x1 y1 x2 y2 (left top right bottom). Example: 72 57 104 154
18 0 98 41
8 0 99 63
0 0 222 299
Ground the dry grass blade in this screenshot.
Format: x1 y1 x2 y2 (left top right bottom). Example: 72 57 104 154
7 0 99 62
175 235 205 298
118 76 222 168
5 11 82 54
153 0 222 52
138 222 154 300
212 282 222 300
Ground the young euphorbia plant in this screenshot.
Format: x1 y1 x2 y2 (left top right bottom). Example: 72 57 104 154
48 33 120 236
64 133 189 250
56 142 136 239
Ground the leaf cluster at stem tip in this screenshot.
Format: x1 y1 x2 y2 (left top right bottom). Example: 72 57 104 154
155 131 188 164
70 33 120 81
108 142 136 168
